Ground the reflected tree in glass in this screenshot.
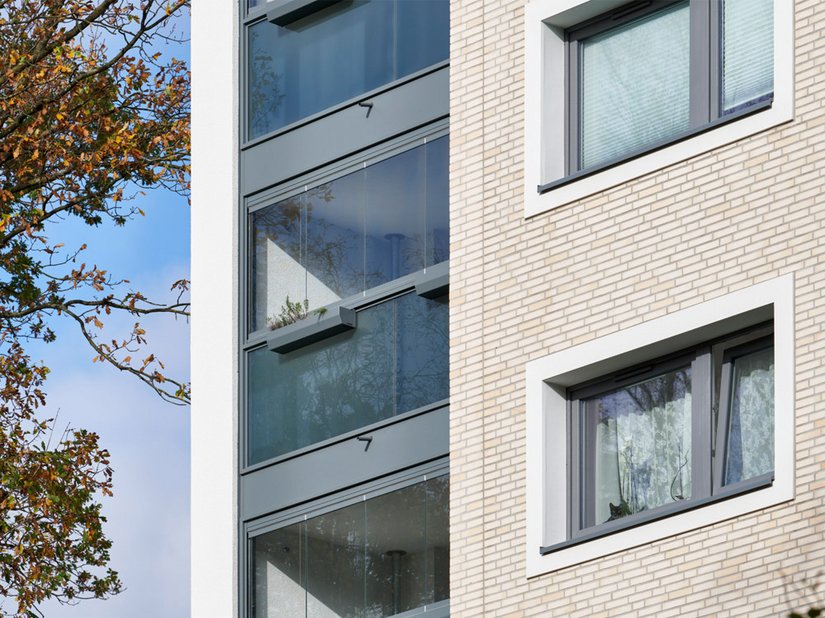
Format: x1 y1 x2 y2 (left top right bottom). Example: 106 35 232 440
586 367 693 525
251 476 449 618
724 346 774 485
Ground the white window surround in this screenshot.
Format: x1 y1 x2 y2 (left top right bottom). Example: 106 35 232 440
525 274 795 577
523 0 795 218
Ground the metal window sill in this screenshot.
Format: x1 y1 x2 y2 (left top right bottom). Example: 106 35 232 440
540 472 774 555
538 96 773 195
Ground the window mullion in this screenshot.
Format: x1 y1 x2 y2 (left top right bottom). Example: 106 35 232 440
708 0 722 120
691 348 713 499
689 0 712 127
713 359 733 494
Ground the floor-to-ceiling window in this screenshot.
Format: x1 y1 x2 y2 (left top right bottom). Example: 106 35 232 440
239 2 450 616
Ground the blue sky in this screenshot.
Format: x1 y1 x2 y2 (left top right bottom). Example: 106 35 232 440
29 188 191 618
20 16 192 617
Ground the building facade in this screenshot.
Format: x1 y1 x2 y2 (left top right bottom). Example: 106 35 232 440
193 0 825 615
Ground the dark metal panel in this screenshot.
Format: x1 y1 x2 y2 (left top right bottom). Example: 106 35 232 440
240 406 449 520
414 261 449 299
241 67 449 196
267 0 350 27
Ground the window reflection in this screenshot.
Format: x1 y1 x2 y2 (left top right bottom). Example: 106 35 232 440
584 367 693 525
251 137 448 334
248 292 448 465
247 0 449 139
252 475 449 618
724 346 774 485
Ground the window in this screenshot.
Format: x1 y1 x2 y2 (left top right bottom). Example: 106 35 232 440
247 291 449 465
249 136 448 335
525 276 794 576
569 325 773 537
523 0 793 215
244 133 449 467
247 0 449 140
567 0 773 173
250 472 450 618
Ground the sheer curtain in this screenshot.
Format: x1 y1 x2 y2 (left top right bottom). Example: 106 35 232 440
590 368 693 525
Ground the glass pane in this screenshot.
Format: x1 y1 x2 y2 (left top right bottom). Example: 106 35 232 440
365 147 426 287
584 366 693 526
252 522 306 618
247 0 449 139
247 293 448 465
722 0 774 114
251 476 449 618
251 194 305 333
425 136 449 267
579 1 690 169
397 0 450 77
251 138 448 334
724 346 775 485
425 475 450 604
306 502 366 618
395 293 449 412
305 172 366 303
365 484 427 615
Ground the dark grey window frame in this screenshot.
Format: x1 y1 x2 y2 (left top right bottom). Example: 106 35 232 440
244 123 449 342
551 322 775 554
559 0 771 179
243 459 450 618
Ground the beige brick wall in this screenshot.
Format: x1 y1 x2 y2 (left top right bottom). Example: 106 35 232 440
449 0 825 615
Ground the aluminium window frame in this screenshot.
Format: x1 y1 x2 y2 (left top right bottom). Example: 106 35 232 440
241 1 450 150
564 323 773 544
240 123 450 475
242 458 451 618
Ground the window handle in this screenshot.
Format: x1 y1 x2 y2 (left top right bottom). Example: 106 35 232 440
358 101 374 118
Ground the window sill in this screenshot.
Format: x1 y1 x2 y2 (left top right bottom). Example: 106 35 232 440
537 97 773 195
540 473 774 555
523 0 794 218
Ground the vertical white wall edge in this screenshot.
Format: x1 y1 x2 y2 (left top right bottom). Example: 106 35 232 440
191 0 240 615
